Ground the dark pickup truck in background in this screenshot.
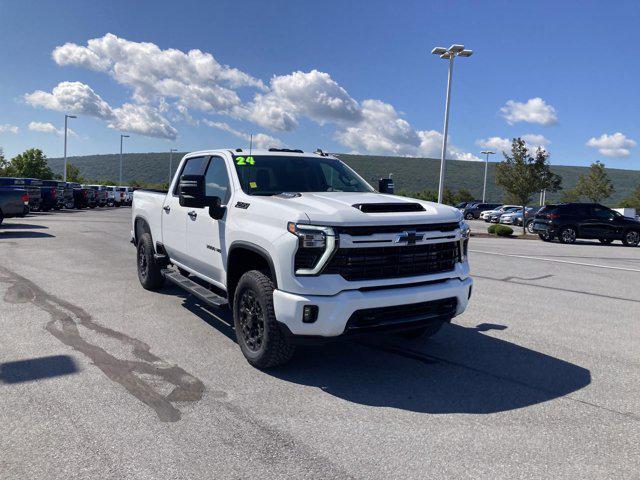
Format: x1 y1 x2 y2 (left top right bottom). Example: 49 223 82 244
0 189 29 224
0 177 42 212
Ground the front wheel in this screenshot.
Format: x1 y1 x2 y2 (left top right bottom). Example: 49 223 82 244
465 213 474 220
539 232 553 242
137 233 165 290
622 230 640 247
233 270 295 369
526 220 535 234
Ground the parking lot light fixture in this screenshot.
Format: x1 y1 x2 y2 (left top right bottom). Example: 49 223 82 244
480 150 495 202
431 43 473 203
119 134 130 184
63 114 77 182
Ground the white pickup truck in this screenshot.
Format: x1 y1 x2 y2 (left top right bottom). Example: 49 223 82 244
132 148 472 368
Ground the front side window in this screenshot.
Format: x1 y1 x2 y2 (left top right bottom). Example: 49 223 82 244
204 156 231 203
591 206 613 220
233 155 373 195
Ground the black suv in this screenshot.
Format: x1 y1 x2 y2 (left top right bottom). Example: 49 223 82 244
462 202 502 220
532 203 640 246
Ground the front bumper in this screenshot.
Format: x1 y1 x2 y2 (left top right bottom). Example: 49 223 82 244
272 277 473 337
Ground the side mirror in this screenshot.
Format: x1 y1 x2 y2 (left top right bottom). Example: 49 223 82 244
378 178 394 194
208 196 226 220
179 174 206 208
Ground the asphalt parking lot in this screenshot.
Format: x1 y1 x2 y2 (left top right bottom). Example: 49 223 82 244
1 208 639 479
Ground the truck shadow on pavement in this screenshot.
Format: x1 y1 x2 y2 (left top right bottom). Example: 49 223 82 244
0 266 204 422
172 288 592 415
0 231 55 239
0 355 78 384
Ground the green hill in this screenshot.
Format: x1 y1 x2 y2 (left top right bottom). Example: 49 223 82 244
47 152 640 206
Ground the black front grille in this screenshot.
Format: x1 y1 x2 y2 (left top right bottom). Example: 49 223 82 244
346 297 458 333
324 241 459 280
335 222 459 237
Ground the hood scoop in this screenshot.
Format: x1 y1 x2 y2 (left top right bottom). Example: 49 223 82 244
353 202 425 213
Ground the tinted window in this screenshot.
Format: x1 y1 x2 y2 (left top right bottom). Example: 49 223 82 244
174 156 207 194
591 205 614 220
204 157 231 203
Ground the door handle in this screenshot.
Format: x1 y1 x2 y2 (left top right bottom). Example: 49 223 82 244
188 211 197 219
163 206 171 213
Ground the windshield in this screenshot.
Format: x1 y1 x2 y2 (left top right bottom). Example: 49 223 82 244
232 155 374 195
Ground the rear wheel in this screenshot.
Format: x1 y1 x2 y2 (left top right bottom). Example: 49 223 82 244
539 232 553 242
233 270 295 369
465 213 474 220
398 321 447 339
622 230 640 247
559 227 577 244
137 233 165 290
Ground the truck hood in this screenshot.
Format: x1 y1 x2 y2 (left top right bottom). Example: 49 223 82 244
255 192 462 225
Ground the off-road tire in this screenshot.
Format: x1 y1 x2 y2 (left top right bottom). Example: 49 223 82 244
137 232 165 290
233 270 295 369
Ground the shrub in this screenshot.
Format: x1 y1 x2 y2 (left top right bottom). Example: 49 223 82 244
488 224 514 237
496 225 514 236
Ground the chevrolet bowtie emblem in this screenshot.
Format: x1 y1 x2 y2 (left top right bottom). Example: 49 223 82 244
394 230 423 245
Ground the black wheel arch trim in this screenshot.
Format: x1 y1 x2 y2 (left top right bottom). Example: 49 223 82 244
133 216 153 247
227 241 278 289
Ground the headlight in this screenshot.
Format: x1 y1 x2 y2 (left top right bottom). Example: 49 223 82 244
288 223 337 275
458 220 470 262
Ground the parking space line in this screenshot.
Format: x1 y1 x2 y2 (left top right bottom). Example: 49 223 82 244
470 249 640 273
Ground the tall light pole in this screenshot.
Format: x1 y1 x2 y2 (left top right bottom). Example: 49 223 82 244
119 134 130 184
431 44 473 203
480 150 494 202
169 148 178 184
63 114 77 182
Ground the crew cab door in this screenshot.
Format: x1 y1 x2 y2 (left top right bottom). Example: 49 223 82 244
162 156 209 265
185 155 232 286
587 205 618 238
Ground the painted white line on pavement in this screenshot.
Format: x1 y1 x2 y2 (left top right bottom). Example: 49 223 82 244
470 249 640 273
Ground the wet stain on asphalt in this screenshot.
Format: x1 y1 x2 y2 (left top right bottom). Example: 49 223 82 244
0 265 205 422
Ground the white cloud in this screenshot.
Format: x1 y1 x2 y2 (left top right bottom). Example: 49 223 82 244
24 81 115 119
521 133 550 147
203 120 283 149
28 121 76 137
52 33 263 112
24 81 177 140
475 136 511 153
238 70 361 131
586 132 636 157
0 124 19 134
500 97 557 126
112 104 177 140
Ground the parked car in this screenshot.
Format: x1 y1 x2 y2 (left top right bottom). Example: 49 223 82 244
82 186 98 208
0 177 42 212
132 148 472 368
463 202 501 220
86 185 108 207
499 206 542 232
68 182 89 209
532 203 640 246
39 181 61 211
0 188 29 224
481 205 518 222
105 186 124 207
489 206 520 223
119 186 133 206
455 201 479 210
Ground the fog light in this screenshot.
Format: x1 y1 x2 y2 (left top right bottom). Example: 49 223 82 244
302 305 319 323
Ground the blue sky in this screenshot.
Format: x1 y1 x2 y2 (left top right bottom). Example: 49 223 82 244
1 0 639 169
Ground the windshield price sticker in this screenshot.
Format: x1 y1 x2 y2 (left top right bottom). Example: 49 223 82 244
235 156 255 166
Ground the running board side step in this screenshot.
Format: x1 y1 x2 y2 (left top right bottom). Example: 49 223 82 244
162 269 228 308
